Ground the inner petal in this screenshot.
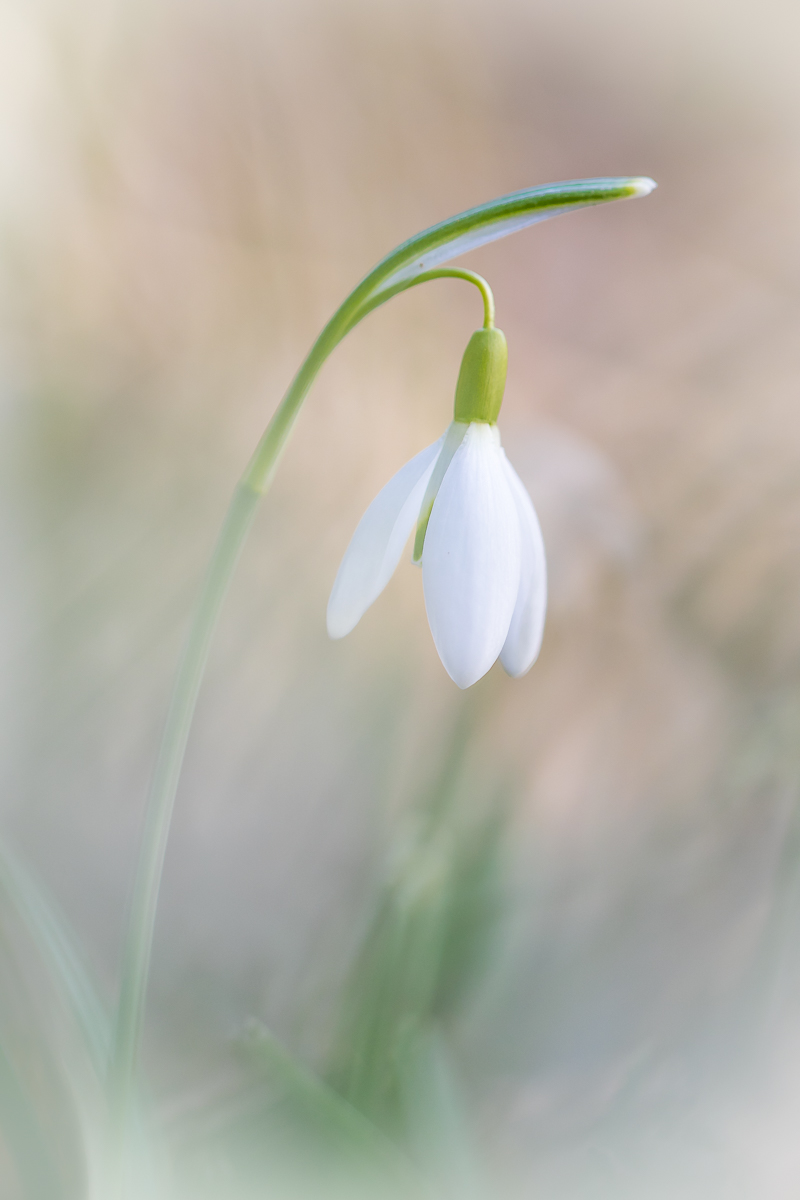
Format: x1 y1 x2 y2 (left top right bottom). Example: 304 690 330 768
499 452 547 678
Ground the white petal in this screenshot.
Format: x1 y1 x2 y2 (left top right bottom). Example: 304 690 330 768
327 436 444 638
499 454 547 677
422 423 521 688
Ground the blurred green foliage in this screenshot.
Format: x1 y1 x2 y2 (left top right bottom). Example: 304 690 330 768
193 710 508 1197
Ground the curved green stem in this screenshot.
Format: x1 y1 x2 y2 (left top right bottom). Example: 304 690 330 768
107 177 654 1180
415 269 494 328
349 268 495 333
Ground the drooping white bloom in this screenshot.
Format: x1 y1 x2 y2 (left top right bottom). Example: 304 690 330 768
327 419 547 689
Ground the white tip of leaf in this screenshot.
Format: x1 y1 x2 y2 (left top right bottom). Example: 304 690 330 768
499 454 547 678
629 176 657 196
327 436 444 638
423 424 521 689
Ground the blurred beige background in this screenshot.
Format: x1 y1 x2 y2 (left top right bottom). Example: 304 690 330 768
2 0 800 1194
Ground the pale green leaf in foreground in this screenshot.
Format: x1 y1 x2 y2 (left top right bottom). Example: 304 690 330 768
0 839 110 1074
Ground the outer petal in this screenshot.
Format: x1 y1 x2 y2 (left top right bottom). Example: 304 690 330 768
499 454 547 677
422 424 521 688
327 436 444 638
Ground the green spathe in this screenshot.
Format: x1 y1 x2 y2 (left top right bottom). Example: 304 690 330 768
453 328 508 425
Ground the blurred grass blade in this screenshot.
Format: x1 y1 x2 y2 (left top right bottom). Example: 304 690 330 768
0 839 110 1075
0 848 111 1200
396 1028 482 1199
0 1042 64 1200
237 1019 430 1190
238 1018 392 1147
328 705 507 1155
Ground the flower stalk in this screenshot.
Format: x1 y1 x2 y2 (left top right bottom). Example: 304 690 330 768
107 177 655 1181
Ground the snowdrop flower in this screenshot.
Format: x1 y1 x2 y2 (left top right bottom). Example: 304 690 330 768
327 325 546 688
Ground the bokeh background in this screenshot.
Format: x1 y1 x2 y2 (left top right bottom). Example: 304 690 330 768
2 0 800 1195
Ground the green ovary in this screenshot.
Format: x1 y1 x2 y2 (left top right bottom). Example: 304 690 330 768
453 327 508 424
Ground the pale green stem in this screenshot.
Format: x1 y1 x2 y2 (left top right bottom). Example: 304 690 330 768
106 485 259 1137
106 269 494 1171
